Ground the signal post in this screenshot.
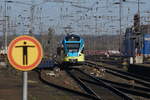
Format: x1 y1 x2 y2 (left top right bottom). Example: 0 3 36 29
7 35 43 100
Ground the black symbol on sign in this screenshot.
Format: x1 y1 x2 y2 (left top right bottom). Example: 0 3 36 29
15 41 35 65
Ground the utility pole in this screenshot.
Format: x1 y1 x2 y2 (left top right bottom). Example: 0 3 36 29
4 0 8 51
119 0 122 51
29 0 35 36
138 0 140 14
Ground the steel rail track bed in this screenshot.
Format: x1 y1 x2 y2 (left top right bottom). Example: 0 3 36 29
85 61 150 98
35 69 100 100
86 59 150 82
86 61 150 88
66 68 134 100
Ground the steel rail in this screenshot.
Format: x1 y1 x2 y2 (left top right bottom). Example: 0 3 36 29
35 69 101 100
86 61 150 88
76 68 134 100
66 69 102 100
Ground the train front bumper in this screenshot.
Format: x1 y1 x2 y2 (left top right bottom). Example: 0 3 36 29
63 54 84 63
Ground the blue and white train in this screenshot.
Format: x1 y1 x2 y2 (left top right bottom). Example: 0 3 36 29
57 34 85 64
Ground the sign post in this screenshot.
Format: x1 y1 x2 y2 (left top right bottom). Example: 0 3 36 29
23 71 28 100
7 35 43 100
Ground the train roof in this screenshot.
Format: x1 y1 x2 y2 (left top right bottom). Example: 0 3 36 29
65 34 81 41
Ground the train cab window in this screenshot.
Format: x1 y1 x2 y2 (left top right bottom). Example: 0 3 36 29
66 43 80 52
66 43 80 49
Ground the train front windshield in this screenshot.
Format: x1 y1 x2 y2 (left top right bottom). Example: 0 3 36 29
66 43 80 52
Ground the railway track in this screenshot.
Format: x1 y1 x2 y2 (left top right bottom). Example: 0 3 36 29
87 57 150 82
34 58 150 99
65 67 134 100
35 69 100 100
85 61 150 99
86 60 150 87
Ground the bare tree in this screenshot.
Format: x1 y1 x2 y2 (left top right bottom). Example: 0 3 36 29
44 27 56 57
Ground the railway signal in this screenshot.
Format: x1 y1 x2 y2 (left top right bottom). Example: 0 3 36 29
7 35 43 71
7 35 43 100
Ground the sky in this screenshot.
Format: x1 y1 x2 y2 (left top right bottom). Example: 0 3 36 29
0 0 150 35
